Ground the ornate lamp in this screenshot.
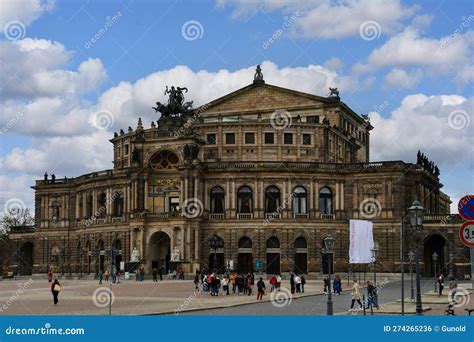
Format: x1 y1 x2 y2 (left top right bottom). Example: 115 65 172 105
407 200 425 315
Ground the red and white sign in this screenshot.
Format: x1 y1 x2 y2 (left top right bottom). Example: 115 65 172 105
459 221 474 248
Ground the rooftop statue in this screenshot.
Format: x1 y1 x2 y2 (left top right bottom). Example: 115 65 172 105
152 86 194 117
253 64 264 83
328 87 340 99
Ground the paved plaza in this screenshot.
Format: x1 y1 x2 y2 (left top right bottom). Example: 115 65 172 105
0 276 471 316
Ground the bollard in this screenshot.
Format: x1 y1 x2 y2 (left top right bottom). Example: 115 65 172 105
362 294 366 316
109 283 112 316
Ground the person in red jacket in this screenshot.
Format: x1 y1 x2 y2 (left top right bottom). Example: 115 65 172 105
269 276 277 292
247 276 252 296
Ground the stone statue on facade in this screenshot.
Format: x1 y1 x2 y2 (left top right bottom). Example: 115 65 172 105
328 87 340 101
130 247 140 262
170 246 180 262
153 86 193 117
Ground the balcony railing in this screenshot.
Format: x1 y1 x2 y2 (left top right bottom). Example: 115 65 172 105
237 213 253 220
320 213 335 220
265 212 281 220
210 213 225 220
294 213 309 219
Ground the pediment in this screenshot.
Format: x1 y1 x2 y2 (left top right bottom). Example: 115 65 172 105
197 83 331 115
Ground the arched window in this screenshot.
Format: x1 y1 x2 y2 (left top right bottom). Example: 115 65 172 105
319 187 333 214
97 193 107 218
237 186 253 213
51 201 60 220
266 236 280 248
238 236 252 249
86 194 93 218
113 192 124 217
97 240 105 251
114 239 122 251
210 186 225 214
294 236 307 248
265 186 280 213
292 186 307 214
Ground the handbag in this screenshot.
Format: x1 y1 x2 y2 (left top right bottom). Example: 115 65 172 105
53 284 61 292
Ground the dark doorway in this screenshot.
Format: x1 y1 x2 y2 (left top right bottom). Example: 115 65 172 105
423 234 446 276
208 253 225 274
18 242 33 275
294 253 308 274
148 231 171 273
266 253 280 274
322 253 333 274
99 255 105 272
237 253 253 273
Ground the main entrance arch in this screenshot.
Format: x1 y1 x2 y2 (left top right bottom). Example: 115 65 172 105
148 231 171 274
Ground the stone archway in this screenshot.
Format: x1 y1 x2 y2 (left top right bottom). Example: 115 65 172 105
148 231 171 274
18 242 34 275
423 234 446 277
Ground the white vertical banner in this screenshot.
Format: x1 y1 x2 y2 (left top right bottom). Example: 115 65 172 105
349 219 375 264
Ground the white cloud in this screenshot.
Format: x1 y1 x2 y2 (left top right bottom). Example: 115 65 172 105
369 94 473 167
219 0 417 39
0 174 34 212
0 0 54 29
384 68 422 89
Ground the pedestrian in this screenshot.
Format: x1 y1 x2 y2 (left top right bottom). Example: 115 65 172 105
152 268 158 282
47 269 53 282
104 269 109 282
276 273 282 291
140 267 145 281
135 268 139 281
366 281 378 310
116 270 121 284
158 266 163 281
290 273 295 294
295 274 302 293
172 269 177 280
194 272 200 289
222 276 230 295
257 277 265 300
237 275 243 294
333 274 342 295
437 274 445 296
51 278 61 305
323 276 329 293
247 276 252 296
243 274 248 294
230 272 236 293
269 275 277 292
301 275 306 293
349 279 363 311
98 269 103 284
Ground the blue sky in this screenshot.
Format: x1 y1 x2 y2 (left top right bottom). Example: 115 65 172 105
0 0 473 213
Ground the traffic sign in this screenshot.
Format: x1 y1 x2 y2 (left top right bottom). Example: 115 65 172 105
459 221 474 248
458 195 474 220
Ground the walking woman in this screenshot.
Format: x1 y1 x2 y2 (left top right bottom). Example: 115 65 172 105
333 274 342 295
349 279 363 311
51 278 61 305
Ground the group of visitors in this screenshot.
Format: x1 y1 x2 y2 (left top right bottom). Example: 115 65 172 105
349 279 379 311
152 267 164 282
289 273 306 294
135 267 145 281
323 274 342 295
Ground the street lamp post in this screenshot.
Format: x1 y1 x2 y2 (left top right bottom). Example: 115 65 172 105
208 234 223 274
408 200 425 316
371 246 379 309
323 235 335 316
408 250 415 301
432 252 438 293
